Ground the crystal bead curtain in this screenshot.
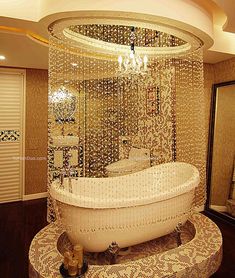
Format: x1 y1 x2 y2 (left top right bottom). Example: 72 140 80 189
47 22 205 221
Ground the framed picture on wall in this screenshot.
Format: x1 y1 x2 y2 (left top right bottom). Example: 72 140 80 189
146 85 160 115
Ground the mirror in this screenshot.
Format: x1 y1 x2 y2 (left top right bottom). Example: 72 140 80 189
49 86 77 124
206 81 235 223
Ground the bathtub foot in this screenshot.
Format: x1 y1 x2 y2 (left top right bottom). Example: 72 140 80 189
119 247 131 256
106 242 120 265
175 222 183 246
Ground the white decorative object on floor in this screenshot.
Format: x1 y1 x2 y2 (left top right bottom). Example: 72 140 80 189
105 147 150 177
50 162 200 252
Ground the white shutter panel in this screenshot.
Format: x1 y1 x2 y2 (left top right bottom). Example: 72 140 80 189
0 72 24 202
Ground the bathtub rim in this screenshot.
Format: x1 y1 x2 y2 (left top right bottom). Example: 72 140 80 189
50 162 200 209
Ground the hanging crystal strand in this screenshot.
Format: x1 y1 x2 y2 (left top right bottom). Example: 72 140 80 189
192 48 206 209
94 63 99 177
97 57 103 177
87 57 92 177
104 57 109 178
47 34 55 222
75 35 81 177
86 57 91 177
78 41 85 177
83 52 87 178
100 57 106 177
170 36 177 162
101 59 107 174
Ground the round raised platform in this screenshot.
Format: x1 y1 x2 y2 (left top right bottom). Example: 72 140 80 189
29 213 222 278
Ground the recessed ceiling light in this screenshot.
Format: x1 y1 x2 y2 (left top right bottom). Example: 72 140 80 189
0 55 6 60
71 62 78 67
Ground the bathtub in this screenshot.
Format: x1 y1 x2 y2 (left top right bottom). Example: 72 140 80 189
50 162 200 252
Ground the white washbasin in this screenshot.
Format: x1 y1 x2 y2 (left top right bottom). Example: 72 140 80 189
52 136 79 147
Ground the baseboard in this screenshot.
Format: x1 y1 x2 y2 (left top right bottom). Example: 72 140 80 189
210 205 227 213
23 192 48 201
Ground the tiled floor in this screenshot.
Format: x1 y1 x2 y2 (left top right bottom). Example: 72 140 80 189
0 199 234 278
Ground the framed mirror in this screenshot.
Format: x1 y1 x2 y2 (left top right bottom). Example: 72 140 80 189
206 80 235 224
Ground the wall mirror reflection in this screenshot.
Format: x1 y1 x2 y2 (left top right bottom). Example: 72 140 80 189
207 81 235 223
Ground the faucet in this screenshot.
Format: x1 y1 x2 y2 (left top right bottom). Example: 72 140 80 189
59 150 73 192
59 168 73 192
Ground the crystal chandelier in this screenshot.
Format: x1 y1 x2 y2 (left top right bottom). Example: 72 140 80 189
117 27 148 76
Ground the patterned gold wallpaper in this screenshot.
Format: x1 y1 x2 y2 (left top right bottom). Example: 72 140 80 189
214 58 235 83
131 68 175 165
25 69 48 195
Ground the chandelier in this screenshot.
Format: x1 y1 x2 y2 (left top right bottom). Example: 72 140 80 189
117 27 148 76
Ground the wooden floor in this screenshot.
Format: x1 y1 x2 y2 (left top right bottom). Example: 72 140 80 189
0 199 47 278
0 199 234 278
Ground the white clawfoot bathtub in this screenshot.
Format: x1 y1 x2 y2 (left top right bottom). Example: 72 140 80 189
50 162 199 252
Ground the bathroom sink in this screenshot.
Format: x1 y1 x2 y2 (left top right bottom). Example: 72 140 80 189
52 136 79 147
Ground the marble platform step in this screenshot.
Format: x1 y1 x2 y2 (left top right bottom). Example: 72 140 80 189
29 213 222 278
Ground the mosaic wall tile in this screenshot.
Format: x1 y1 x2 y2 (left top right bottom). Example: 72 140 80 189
0 130 20 142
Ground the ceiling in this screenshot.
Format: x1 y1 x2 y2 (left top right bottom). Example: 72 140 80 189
0 0 235 70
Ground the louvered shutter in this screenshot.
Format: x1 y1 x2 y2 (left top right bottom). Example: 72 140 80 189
0 70 25 202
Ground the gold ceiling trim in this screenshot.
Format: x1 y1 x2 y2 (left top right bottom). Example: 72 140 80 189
63 27 191 58
0 26 49 46
50 17 203 59
50 41 116 61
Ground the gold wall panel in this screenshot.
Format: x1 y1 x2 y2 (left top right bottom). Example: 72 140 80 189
214 58 235 83
25 69 48 195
